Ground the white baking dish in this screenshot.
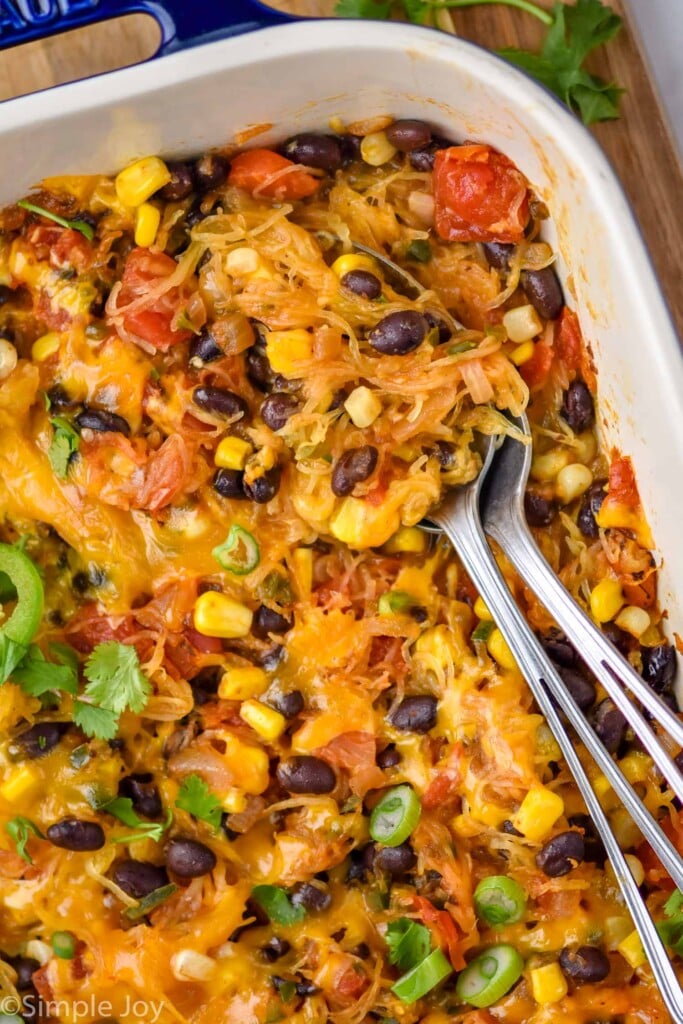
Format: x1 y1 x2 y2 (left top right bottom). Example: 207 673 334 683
0 9 681 654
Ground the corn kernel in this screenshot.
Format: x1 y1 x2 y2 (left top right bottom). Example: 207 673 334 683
531 448 571 482
222 733 269 794
618 751 652 785
615 605 651 638
593 773 619 810
625 853 645 887
573 431 597 463
331 253 376 278
134 202 161 247
414 625 460 671
513 786 564 842
604 916 633 949
226 247 260 276
590 579 624 623
608 807 642 850
618 929 646 969
193 592 253 638
471 801 509 829
0 764 42 803
487 628 517 670
221 788 248 814
556 463 593 504
32 332 61 362
218 666 268 701
344 386 382 428
291 547 313 599
115 156 171 207
171 950 216 982
474 596 493 621
215 436 253 470
330 497 400 549
265 329 313 377
509 340 536 366
239 699 287 742
502 304 543 343
360 131 397 167
0 337 17 379
383 526 428 554
25 940 52 966
530 962 568 1004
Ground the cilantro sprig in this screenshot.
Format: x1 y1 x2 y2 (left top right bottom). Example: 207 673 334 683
6 816 43 864
334 0 623 125
386 918 432 970
175 774 223 830
656 890 683 955
17 199 95 241
48 417 80 479
73 642 151 741
98 796 172 844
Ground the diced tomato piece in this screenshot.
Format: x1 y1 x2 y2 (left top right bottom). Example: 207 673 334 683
433 145 529 243
623 574 657 609
65 603 135 653
413 895 465 969
335 966 370 1001
608 455 639 508
556 308 596 390
228 149 319 200
520 339 555 390
114 247 192 351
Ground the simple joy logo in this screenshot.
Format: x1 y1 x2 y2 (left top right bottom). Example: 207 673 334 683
0 0 101 34
0 994 165 1022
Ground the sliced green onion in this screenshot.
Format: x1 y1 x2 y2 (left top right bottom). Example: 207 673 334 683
455 944 524 1008
378 590 416 616
5 816 43 864
17 200 94 242
474 876 527 927
125 883 178 921
212 525 260 575
251 885 305 926
370 785 421 847
391 947 452 1003
406 239 432 263
51 930 76 959
448 341 477 355
472 621 495 643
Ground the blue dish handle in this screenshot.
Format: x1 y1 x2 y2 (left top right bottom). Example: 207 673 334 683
0 0 296 55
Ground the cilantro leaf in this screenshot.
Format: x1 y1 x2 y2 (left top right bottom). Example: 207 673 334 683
124 883 178 921
251 885 306 926
99 797 172 844
0 634 28 684
175 774 223 830
48 417 80 479
335 0 393 16
17 199 95 241
72 700 119 741
386 918 432 970
83 642 151 715
49 642 81 675
657 889 683 956
6 816 43 864
11 644 78 696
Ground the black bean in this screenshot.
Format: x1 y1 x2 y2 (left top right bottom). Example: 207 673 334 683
577 479 607 538
193 386 248 420
346 844 372 881
592 698 627 753
261 937 291 962
261 393 299 431
46 818 105 851
560 379 595 433
194 154 229 192
189 328 223 366
374 842 416 876
501 819 523 836
190 666 222 705
641 644 676 694
390 695 438 733
525 491 557 527
369 310 429 355
536 831 585 877
542 629 577 669
8 956 39 991
331 446 379 497
340 269 382 300
252 604 293 639
246 339 275 392
567 813 606 865
165 837 217 878
281 133 342 173
483 242 514 270
14 721 69 759
186 198 211 228
433 440 457 468
521 267 564 321
351 942 371 960
377 745 400 769
409 135 454 171
118 774 162 819
601 622 633 658
386 120 433 152
559 946 610 983
558 666 596 711
159 162 194 202
111 859 169 899
295 978 320 998
276 756 337 794
0 284 14 306
290 881 332 912
424 311 451 345
213 468 247 500
243 467 281 503
76 408 131 436
46 385 74 410
268 690 304 719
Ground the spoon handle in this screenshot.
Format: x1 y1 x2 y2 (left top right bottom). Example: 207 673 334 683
433 502 683 1022
485 508 683 801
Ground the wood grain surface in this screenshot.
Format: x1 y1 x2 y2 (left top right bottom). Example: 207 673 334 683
0 1 680 334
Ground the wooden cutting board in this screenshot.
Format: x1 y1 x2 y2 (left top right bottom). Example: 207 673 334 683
1 1 681 335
